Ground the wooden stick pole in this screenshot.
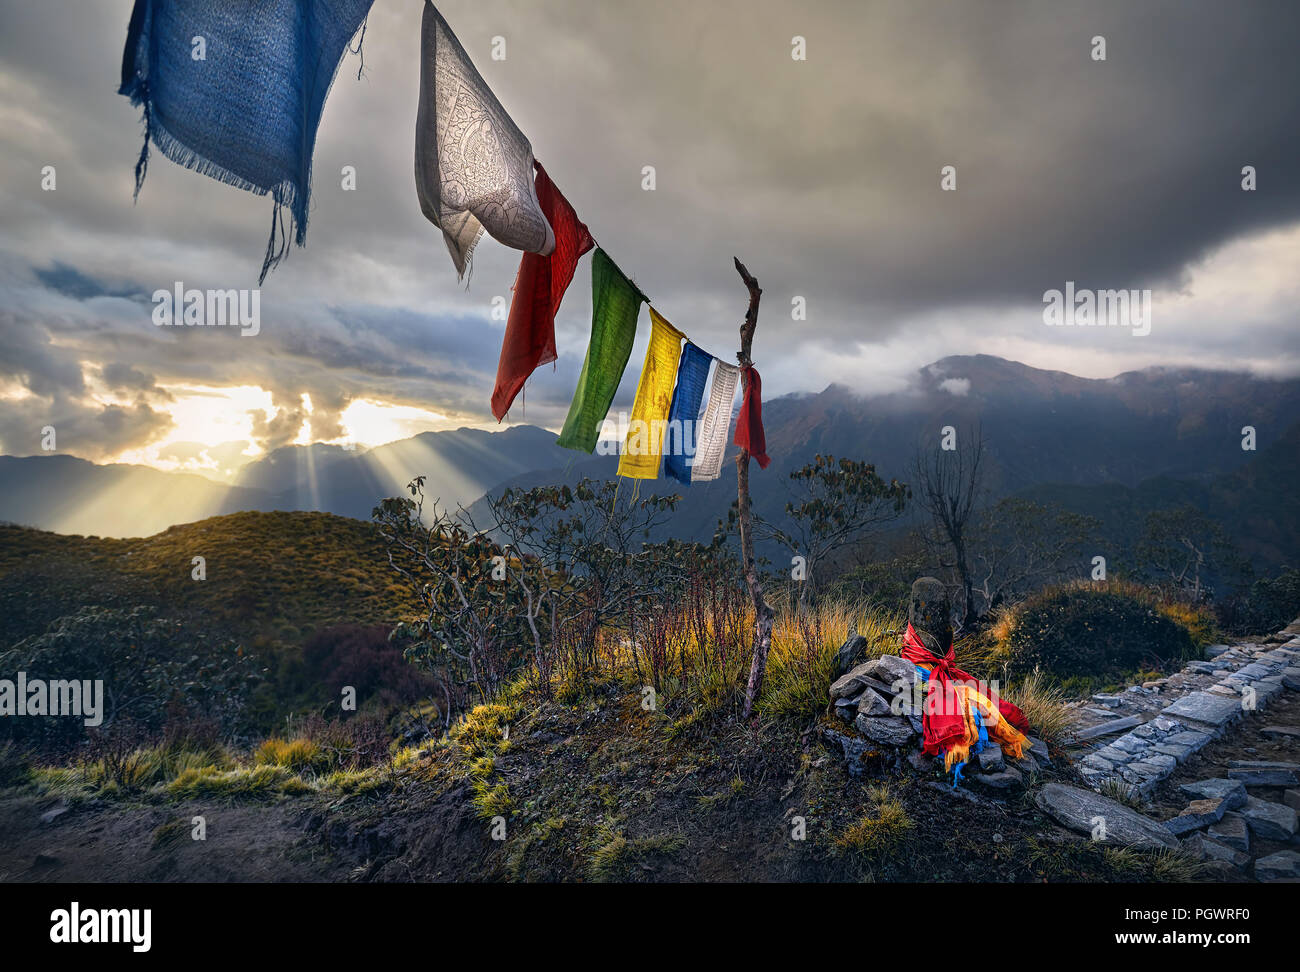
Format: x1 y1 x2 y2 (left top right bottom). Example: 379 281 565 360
733 258 774 719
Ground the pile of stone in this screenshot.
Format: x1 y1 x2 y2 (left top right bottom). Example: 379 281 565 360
829 647 922 747
819 578 1047 789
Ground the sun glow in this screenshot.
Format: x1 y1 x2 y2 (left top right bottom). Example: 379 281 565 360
96 384 485 481
337 398 453 448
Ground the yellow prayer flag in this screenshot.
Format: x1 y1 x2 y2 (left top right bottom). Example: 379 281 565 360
617 308 685 479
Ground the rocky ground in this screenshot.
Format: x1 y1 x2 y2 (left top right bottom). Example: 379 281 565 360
1062 618 1300 881
815 616 1300 882
3 619 1297 882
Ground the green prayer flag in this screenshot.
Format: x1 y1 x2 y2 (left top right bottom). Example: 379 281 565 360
556 249 647 452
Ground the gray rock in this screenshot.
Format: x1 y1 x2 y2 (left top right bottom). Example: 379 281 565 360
977 743 1005 772
1140 753 1179 773
1071 715 1144 741
1165 730 1213 749
1229 759 1300 769
831 633 870 680
1026 735 1052 764
1283 668 1300 691
833 698 857 721
862 654 919 691
1110 734 1150 754
1161 692 1244 728
855 687 892 717
1081 754 1114 773
830 662 875 702
1127 758 1176 780
854 713 915 746
1254 850 1300 883
1206 813 1251 852
1227 766 1299 786
1284 789 1300 813
38 806 68 825
1034 783 1181 850
1179 778 1247 810
1163 798 1226 836
1012 751 1041 774
1182 833 1250 867
1151 743 1195 762
1206 645 1231 657
1094 745 1133 764
865 675 908 700
971 765 1023 790
1239 796 1298 840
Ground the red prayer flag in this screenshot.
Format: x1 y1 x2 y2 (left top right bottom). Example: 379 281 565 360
491 161 594 421
733 365 771 469
899 623 1030 756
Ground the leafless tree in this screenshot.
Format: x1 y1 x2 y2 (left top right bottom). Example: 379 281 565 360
970 498 1100 612
912 426 985 626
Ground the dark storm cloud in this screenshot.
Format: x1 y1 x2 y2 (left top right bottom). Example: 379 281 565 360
1 0 1298 453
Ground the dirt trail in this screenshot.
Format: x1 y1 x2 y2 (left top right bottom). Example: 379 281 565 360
0 795 349 883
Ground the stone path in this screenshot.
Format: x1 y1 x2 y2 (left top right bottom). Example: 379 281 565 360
1065 622 1300 797
1061 615 1300 882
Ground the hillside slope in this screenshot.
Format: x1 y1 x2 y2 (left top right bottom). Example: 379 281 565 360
0 511 408 651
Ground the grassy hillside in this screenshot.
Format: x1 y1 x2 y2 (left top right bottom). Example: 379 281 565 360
0 511 410 652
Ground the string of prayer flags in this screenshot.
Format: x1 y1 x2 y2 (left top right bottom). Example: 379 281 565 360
118 0 376 282
492 162 594 421
734 365 771 469
617 309 686 479
690 359 741 482
662 343 712 485
416 1 555 279
556 249 647 453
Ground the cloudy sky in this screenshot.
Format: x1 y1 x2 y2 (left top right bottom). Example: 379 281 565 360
1 0 1298 479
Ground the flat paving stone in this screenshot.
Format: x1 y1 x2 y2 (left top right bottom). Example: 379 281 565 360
1164 798 1227 836
1161 692 1244 728
1035 783 1180 850
1207 812 1251 852
1239 797 1298 840
1254 850 1300 882
1070 715 1144 741
1180 778 1247 810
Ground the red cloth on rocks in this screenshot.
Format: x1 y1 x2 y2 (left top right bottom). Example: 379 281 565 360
899 622 1030 755
492 161 593 421
733 365 770 469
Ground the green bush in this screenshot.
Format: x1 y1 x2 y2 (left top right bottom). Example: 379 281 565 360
992 582 1198 679
0 606 259 750
1237 568 1300 635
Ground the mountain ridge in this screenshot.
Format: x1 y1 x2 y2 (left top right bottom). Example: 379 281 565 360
2 357 1296 548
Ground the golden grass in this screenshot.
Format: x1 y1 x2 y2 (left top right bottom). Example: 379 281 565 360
586 822 684 882
450 703 517 758
254 737 323 771
761 602 904 718
1006 669 1076 744
166 764 315 798
835 783 913 854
